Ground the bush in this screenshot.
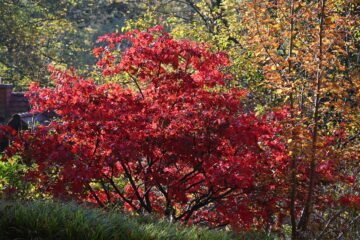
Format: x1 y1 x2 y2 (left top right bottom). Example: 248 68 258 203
0 155 33 199
3 26 288 230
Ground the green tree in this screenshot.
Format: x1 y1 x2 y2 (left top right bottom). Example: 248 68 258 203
0 0 144 89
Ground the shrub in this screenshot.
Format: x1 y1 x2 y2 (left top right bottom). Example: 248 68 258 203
2 26 288 230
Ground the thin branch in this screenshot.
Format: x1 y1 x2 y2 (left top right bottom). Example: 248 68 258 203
103 174 141 213
315 210 343 240
120 160 151 212
129 74 145 99
86 183 105 208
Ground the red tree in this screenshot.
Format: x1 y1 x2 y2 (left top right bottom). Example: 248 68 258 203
4 26 292 229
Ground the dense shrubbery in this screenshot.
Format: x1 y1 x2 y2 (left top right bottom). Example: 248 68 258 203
2 27 290 230
1 0 359 237
1 25 359 239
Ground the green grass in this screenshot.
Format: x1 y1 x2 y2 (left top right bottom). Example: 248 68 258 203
0 200 273 240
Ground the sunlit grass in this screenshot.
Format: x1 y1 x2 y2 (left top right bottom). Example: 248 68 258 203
0 200 274 240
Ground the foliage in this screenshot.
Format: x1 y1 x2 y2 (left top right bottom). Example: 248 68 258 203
0 155 31 199
1 200 269 240
0 0 143 89
127 1 360 238
241 0 360 238
1 0 359 239
3 26 291 231
0 126 35 199
144 0 266 111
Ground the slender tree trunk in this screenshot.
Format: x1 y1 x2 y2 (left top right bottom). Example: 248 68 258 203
286 1 298 239
298 0 326 234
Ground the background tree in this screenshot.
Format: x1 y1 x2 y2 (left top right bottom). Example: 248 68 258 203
242 0 359 238
0 0 145 89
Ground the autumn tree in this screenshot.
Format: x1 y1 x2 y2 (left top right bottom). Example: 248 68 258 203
3 27 292 230
243 0 359 238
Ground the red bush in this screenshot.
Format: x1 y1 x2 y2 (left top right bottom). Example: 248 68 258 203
4 26 292 229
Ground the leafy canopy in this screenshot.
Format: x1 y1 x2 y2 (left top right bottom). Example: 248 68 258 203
4 26 289 230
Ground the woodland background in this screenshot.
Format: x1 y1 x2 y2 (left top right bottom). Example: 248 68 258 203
0 0 359 239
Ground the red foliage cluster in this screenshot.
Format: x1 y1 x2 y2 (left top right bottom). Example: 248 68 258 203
0 126 16 152
339 195 360 210
3 26 355 230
